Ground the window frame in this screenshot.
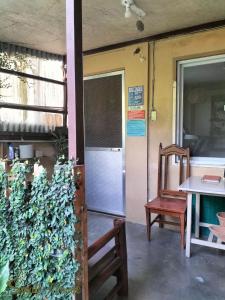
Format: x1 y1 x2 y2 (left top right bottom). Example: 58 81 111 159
176 53 225 167
0 56 67 140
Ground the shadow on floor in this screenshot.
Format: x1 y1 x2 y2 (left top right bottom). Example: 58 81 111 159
88 211 225 300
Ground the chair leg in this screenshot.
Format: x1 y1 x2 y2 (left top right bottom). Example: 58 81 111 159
159 214 164 228
145 208 151 241
180 214 185 249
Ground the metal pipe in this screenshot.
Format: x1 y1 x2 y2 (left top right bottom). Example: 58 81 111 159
0 102 65 113
0 67 65 85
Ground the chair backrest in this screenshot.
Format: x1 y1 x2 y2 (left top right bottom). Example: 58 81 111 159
157 143 190 199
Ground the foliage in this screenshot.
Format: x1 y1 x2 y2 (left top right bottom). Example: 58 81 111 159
52 127 68 160
0 164 11 267
0 261 9 294
0 51 32 96
0 160 79 299
43 159 78 300
9 162 29 296
0 51 31 72
24 165 50 299
0 52 14 89
0 165 12 300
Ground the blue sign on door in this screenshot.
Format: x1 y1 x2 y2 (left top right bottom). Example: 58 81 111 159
128 86 144 106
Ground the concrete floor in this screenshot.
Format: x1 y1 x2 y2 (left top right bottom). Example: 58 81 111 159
88 211 225 300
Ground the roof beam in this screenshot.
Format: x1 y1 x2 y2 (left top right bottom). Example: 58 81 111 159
66 0 84 163
83 19 225 55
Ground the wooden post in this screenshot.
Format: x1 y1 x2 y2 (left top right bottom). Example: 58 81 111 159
74 165 89 300
66 1 87 299
114 219 128 296
66 0 84 163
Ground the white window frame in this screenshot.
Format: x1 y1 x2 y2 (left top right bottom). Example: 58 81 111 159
176 54 225 167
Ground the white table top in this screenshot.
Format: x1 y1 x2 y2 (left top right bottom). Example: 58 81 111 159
179 176 225 196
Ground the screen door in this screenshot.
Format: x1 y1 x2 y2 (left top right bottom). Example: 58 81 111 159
84 71 125 216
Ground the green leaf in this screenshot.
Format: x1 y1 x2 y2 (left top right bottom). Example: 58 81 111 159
0 261 9 294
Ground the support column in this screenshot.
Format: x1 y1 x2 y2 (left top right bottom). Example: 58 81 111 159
66 0 84 163
66 1 88 300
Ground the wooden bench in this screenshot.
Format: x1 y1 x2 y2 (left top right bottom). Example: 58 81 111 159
88 218 128 299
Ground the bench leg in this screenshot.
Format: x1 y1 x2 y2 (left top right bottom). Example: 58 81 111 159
117 266 128 296
114 219 128 297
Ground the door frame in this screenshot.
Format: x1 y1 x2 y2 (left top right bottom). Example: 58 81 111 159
83 70 126 216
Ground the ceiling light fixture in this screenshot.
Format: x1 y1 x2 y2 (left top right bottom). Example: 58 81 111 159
121 0 146 19
125 5 132 18
121 0 146 32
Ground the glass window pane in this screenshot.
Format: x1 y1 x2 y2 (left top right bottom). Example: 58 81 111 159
27 57 64 81
0 73 64 107
0 52 64 81
0 108 63 133
182 60 225 158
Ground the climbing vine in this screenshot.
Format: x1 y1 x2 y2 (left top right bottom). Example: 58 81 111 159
23 165 50 299
0 164 12 300
0 164 11 267
44 159 78 300
0 51 32 93
9 162 29 297
0 160 79 299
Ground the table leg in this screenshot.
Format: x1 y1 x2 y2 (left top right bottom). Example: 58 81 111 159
186 192 192 258
195 193 200 238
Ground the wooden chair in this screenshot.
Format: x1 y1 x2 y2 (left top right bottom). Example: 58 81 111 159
145 143 190 248
88 218 128 299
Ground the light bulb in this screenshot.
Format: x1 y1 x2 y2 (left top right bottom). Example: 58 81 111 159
125 6 132 18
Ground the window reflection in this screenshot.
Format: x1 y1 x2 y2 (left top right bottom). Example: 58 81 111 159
182 61 225 158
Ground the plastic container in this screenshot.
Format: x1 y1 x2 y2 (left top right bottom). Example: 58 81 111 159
19 145 33 159
8 143 14 160
14 147 19 159
217 212 225 227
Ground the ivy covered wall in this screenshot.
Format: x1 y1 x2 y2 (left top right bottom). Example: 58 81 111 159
0 160 79 300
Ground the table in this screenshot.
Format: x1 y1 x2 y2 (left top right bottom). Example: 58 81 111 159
179 176 225 257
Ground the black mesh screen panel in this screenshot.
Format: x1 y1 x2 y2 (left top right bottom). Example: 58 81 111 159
84 74 122 148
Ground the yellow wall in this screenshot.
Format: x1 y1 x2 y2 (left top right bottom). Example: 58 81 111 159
83 43 149 224
149 27 225 203
84 27 225 225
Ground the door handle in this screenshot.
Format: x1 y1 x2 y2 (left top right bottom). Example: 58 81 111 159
111 148 121 152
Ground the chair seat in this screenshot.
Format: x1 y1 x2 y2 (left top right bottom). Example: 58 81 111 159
145 196 187 214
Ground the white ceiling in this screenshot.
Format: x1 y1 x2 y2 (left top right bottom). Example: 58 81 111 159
0 0 225 54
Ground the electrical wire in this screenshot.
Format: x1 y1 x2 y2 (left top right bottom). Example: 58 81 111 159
151 41 155 111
